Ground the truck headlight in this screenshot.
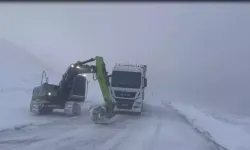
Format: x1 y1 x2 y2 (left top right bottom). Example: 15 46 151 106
48 92 52 96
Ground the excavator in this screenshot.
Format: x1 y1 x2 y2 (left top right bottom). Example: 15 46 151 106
30 56 116 124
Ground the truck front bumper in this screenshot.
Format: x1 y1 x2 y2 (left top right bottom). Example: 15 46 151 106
114 99 142 112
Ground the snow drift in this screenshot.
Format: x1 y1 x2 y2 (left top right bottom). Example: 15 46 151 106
167 101 250 150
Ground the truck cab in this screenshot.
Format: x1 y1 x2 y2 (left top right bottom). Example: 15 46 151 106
109 63 147 114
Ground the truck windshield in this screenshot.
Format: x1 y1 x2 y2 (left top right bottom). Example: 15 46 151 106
111 71 141 89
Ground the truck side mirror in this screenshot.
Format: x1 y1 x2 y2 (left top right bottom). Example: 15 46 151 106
144 78 147 88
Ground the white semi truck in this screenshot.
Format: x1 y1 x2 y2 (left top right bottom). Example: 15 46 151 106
109 63 147 115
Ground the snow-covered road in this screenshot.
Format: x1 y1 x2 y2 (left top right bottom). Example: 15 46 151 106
0 101 218 150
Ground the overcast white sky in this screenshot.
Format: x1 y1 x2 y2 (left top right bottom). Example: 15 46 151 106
0 3 250 115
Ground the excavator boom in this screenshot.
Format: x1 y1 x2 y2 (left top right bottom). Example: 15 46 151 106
95 56 114 112
71 56 116 123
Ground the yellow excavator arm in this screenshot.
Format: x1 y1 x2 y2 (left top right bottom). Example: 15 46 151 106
94 56 115 114
71 56 115 123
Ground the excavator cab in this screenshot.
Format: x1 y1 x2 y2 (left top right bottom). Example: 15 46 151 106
68 74 88 102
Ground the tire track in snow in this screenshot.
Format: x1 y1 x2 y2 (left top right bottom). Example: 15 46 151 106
0 137 42 145
97 102 217 150
0 101 221 150
98 126 136 150
144 123 162 150
141 103 164 150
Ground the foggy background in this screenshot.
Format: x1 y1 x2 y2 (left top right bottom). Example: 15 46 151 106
0 3 250 115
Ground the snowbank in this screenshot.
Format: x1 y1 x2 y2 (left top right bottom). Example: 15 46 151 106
166 101 250 150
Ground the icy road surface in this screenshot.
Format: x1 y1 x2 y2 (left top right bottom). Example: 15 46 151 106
0 101 217 150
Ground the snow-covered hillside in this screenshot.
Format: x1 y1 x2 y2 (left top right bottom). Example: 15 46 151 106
0 38 60 88
0 38 61 130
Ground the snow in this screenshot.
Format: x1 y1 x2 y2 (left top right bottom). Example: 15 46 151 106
0 39 60 131
0 39 218 149
1 38 246 150
0 38 224 150
168 101 250 150
0 100 215 150
0 91 44 130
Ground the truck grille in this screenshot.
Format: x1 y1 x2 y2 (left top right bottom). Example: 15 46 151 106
114 91 137 98
115 99 135 109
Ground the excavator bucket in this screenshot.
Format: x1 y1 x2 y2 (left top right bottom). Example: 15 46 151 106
89 105 109 124
89 104 116 124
